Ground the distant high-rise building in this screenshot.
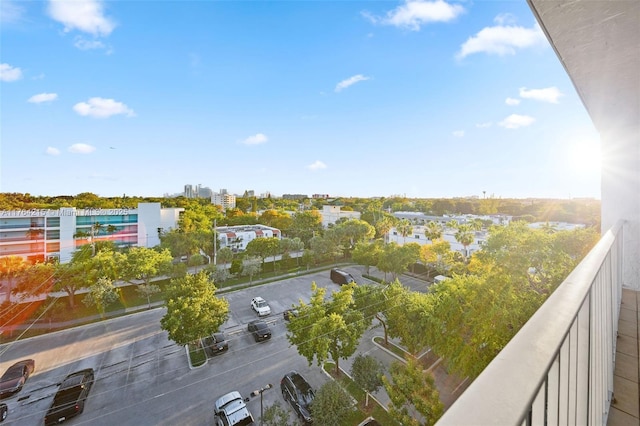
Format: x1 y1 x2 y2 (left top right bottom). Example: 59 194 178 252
212 192 236 210
184 184 195 198
243 190 255 198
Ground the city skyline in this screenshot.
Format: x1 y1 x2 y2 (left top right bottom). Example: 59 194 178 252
1 0 601 200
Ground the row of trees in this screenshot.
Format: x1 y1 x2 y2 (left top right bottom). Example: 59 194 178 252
0 192 600 229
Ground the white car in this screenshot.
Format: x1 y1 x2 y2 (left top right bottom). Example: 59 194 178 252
250 297 271 316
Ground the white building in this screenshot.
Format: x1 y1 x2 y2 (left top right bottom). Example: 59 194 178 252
321 206 361 228
0 203 183 263
215 224 281 252
212 192 236 210
387 224 487 257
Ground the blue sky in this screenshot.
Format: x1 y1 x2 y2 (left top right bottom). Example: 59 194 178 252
0 0 601 199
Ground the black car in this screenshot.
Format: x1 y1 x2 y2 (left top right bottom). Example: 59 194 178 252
0 403 7 423
44 368 95 425
0 359 35 399
247 320 271 342
280 371 315 423
283 308 299 321
203 332 229 357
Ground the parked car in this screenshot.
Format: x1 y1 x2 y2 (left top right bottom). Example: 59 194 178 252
330 268 356 285
0 359 35 399
0 403 7 423
203 332 229 357
213 391 254 426
44 368 95 426
250 297 271 316
280 371 315 423
248 320 272 342
283 308 299 321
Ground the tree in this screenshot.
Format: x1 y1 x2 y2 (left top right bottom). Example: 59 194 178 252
258 209 293 233
333 219 375 249
241 257 262 283
123 247 173 286
286 283 367 374
352 240 383 275
395 219 413 244
82 277 119 315
375 215 395 243
160 271 229 346
136 284 161 309
454 224 475 258
350 354 384 407
300 249 314 270
288 211 323 245
353 284 390 344
0 256 29 303
383 359 443 426
419 239 455 280
310 381 353 426
424 221 443 241
262 402 292 426
245 237 280 271
377 243 414 281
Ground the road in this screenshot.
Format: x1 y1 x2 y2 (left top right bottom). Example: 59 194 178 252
0 266 397 426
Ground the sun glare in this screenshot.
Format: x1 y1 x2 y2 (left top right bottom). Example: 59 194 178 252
568 138 602 178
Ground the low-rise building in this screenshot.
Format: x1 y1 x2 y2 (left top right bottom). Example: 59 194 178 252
215 224 281 252
0 203 183 263
320 205 361 228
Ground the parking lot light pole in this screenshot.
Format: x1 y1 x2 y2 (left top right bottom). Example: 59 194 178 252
251 383 273 426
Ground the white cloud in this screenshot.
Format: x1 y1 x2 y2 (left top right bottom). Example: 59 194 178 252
493 13 517 26
307 160 327 171
46 147 61 156
498 114 535 129
519 86 563 103
28 93 58 103
456 22 546 59
1 0 25 23
364 0 465 31
241 133 268 145
74 37 106 50
476 122 493 128
335 74 370 92
505 97 520 106
0 63 22 82
452 130 465 137
73 97 135 118
48 0 115 36
68 143 96 154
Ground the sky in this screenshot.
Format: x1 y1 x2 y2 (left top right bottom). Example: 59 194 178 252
0 0 602 200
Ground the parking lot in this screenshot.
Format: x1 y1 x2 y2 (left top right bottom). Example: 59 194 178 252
0 267 374 425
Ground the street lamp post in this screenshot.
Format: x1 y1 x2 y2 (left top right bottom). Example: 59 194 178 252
251 383 272 425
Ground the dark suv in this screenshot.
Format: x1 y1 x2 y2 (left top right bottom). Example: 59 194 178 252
44 368 94 425
248 320 271 342
280 371 315 423
203 332 229 357
330 268 356 285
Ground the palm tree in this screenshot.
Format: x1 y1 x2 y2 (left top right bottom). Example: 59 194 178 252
396 219 413 244
375 216 395 244
454 224 475 259
424 221 443 241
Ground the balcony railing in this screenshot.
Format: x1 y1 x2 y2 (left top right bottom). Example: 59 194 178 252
437 220 623 425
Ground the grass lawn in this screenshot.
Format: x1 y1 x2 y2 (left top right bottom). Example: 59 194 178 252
323 362 400 426
188 342 207 367
373 336 409 359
